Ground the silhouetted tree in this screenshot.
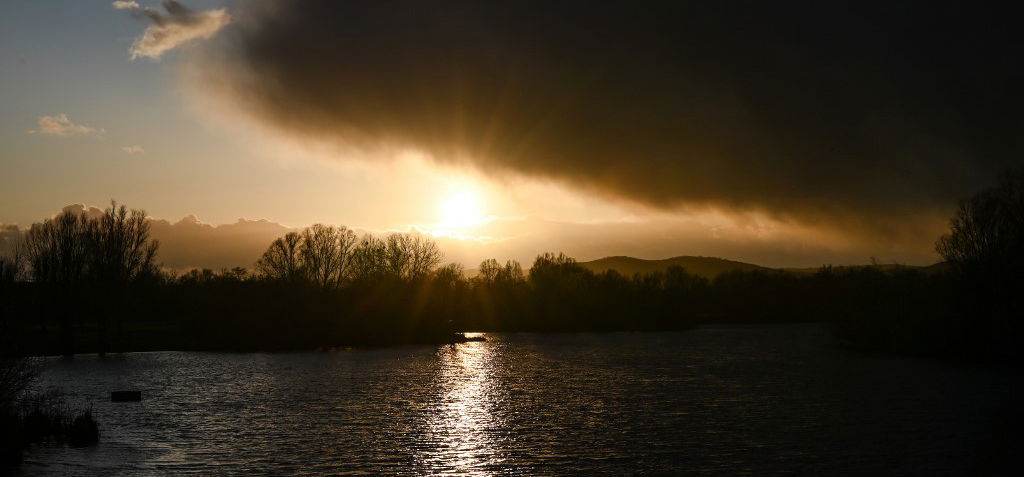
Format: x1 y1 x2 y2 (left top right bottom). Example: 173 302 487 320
21 202 157 284
18 202 159 353
301 224 345 288
334 226 358 284
478 258 501 282
405 234 442 280
934 169 1024 355
256 232 303 282
434 262 466 287
23 210 90 284
498 260 524 283
349 235 386 282
937 169 1024 272
529 252 585 287
375 233 442 281
90 202 159 284
477 259 524 285
0 245 24 285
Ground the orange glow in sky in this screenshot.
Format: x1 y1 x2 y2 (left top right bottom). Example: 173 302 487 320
430 182 490 239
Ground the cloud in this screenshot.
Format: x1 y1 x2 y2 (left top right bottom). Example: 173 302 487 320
60 204 106 220
117 0 230 60
122 145 145 154
148 214 294 270
194 1 1024 240
28 113 103 137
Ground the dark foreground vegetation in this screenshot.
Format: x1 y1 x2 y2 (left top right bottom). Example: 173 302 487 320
1 356 99 467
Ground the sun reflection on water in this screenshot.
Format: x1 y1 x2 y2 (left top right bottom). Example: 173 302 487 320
421 336 504 475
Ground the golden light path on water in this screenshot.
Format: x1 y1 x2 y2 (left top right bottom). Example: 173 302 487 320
421 333 505 475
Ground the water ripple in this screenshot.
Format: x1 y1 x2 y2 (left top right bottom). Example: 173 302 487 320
17 325 1020 476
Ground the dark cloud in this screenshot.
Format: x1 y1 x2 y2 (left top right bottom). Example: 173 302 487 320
202 1 1023 232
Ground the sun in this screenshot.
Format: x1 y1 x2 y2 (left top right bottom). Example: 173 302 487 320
439 189 484 229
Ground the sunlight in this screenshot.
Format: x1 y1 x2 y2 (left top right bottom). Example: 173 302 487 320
431 185 488 238
419 338 503 474
440 189 484 228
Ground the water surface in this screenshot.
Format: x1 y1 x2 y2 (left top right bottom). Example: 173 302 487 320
19 325 1020 475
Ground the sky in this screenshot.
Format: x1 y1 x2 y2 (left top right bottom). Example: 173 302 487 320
3 1 1022 269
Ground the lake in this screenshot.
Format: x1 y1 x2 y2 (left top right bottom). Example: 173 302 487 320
17 324 1021 476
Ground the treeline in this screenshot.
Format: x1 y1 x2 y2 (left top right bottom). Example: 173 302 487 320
0 203 803 354
0 203 160 356
2 170 1023 362
831 170 1024 362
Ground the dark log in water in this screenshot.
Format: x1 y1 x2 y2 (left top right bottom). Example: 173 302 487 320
110 391 141 402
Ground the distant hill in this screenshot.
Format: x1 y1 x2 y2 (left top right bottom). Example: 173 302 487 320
781 262 947 276
468 255 945 280
578 255 771 279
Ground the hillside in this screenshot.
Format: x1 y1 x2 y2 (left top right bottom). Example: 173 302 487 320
578 255 771 279
781 262 945 276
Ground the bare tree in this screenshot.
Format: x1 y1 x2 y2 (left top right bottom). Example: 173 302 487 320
334 226 358 285
383 234 412 279
0 242 25 284
23 210 90 283
21 202 158 285
90 202 159 284
349 235 386 282
261 228 441 284
434 262 466 288
301 224 343 288
498 260 524 283
937 169 1024 270
256 232 303 282
405 233 442 280
478 258 501 283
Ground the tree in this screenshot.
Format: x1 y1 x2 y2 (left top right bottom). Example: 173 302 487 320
935 169 1024 349
334 226 358 285
529 252 583 286
498 260 524 283
0 246 24 285
90 202 159 284
21 202 158 285
478 259 524 285
405 234 442 280
382 234 411 279
256 232 303 282
378 233 441 281
937 169 1024 272
260 229 442 285
349 235 386 282
301 224 343 288
23 210 90 284
478 259 501 283
434 262 466 288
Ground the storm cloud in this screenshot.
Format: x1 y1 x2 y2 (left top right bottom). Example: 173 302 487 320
198 1 1024 233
